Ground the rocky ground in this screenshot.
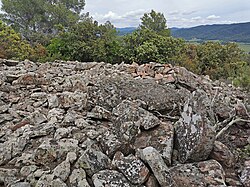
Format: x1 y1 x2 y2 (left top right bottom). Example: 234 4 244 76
0 58 250 187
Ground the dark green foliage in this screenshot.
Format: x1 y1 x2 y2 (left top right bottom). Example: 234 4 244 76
121 28 184 64
47 15 122 63
140 10 170 36
1 0 85 42
0 20 39 60
172 22 250 43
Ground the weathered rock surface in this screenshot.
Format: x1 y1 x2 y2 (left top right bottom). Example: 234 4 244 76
241 160 250 187
175 90 216 163
169 160 226 186
112 151 150 185
0 59 249 186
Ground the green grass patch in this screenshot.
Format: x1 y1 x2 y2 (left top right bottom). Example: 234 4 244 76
237 43 250 53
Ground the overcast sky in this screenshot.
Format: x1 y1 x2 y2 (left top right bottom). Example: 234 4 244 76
84 0 250 28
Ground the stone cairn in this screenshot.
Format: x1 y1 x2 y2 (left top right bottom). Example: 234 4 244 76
0 59 249 187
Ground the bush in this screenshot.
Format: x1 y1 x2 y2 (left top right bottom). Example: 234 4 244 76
0 20 46 61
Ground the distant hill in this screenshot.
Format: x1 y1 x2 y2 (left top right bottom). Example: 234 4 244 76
116 27 136 36
171 22 250 43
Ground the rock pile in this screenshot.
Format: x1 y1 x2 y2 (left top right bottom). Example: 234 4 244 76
0 59 249 187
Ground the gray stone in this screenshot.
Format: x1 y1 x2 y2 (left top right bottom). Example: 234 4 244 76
92 170 134 187
0 140 14 165
35 174 54 187
0 60 248 187
88 105 112 120
54 128 70 139
136 147 173 186
169 160 226 186
48 94 59 108
10 182 31 187
98 129 123 158
53 160 71 181
51 178 68 187
66 152 77 163
20 165 38 177
69 168 90 187
0 168 19 187
58 91 87 109
112 151 150 185
0 104 9 113
76 147 111 176
31 110 47 125
111 100 161 148
134 122 174 166
175 90 216 163
113 100 161 131
75 118 90 129
240 160 250 187
34 138 79 166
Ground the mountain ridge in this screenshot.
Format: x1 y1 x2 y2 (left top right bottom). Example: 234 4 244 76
116 22 250 43
171 22 250 43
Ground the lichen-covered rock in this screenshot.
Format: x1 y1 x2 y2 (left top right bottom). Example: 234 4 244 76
136 147 173 186
35 174 54 187
0 60 249 187
34 138 79 166
88 105 112 120
240 160 250 187
88 73 189 112
134 122 174 166
209 141 235 168
69 168 90 187
170 160 226 186
112 151 150 184
10 182 31 187
53 160 71 181
110 100 162 151
51 178 68 187
76 147 111 176
145 175 160 187
175 90 216 163
92 170 134 187
97 128 124 157
0 168 19 186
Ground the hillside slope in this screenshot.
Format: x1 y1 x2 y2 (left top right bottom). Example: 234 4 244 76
116 27 136 36
171 22 250 43
0 59 250 186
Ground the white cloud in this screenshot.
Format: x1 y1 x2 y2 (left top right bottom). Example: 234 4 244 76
182 10 197 15
169 11 180 15
206 15 221 20
85 0 250 28
91 9 146 27
191 16 202 21
122 9 145 18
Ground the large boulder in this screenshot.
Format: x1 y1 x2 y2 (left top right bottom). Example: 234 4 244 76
175 90 216 163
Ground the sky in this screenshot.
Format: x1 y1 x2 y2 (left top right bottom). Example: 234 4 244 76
84 0 250 28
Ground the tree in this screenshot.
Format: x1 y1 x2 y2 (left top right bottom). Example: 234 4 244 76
140 10 170 36
0 0 85 42
0 20 46 60
46 14 121 63
121 28 184 64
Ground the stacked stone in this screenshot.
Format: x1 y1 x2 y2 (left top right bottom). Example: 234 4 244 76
0 59 249 187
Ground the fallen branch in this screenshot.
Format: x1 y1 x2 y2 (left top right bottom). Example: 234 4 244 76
216 118 250 139
154 111 179 120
